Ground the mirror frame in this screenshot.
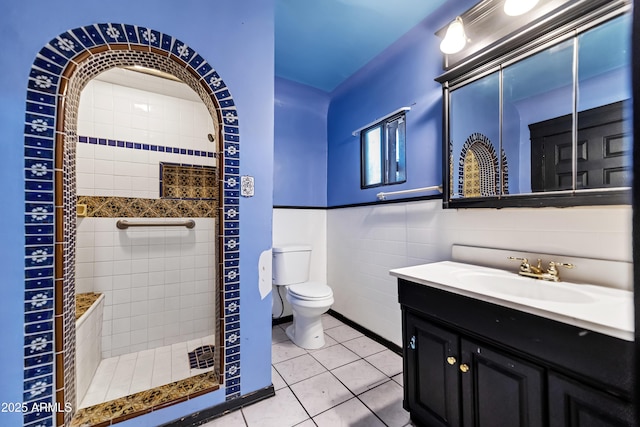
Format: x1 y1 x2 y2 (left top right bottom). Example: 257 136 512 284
437 0 632 209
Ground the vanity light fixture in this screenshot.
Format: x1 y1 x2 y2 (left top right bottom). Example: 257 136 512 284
503 0 539 16
440 17 467 54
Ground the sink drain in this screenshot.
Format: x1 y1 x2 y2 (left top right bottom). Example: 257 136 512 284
188 345 215 369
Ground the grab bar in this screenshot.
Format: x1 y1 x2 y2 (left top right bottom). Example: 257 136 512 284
116 219 196 229
376 185 443 201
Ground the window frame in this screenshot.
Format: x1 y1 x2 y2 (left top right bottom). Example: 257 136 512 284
360 112 407 189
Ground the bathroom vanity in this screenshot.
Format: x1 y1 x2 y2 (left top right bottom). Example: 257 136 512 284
391 262 635 427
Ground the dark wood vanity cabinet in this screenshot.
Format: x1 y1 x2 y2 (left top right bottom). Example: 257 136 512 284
404 312 545 426
398 279 635 427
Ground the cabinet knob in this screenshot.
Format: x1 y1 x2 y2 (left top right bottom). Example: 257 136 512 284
459 363 470 373
447 356 457 365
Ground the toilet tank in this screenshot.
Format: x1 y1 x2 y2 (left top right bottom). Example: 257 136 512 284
272 245 312 285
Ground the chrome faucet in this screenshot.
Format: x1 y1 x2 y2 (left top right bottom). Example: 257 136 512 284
508 257 574 282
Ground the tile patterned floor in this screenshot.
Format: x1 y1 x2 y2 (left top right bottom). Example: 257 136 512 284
81 335 216 408
202 315 414 427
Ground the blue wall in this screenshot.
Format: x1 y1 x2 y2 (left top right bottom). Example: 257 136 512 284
326 0 478 207
0 1 273 425
274 77 329 207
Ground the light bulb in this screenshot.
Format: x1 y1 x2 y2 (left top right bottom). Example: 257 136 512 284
440 17 467 55
504 0 539 16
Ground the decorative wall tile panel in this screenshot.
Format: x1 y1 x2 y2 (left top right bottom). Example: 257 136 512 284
76 196 216 218
160 163 218 200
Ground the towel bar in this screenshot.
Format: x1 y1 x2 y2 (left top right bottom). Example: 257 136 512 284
116 219 195 229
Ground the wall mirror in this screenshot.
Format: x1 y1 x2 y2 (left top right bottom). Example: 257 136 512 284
440 3 632 208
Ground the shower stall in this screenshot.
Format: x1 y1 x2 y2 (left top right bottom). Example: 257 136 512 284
74 67 220 407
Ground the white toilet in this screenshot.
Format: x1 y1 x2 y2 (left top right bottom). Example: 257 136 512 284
272 245 334 349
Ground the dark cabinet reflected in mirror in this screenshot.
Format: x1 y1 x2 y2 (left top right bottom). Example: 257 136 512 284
445 12 632 207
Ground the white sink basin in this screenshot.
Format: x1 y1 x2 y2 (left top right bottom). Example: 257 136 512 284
452 271 596 303
389 261 634 341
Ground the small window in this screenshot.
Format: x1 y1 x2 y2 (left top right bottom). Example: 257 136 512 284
361 113 406 188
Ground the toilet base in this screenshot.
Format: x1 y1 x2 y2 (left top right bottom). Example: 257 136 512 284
285 316 326 350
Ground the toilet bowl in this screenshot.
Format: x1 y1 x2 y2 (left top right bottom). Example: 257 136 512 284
285 281 334 349
272 245 334 349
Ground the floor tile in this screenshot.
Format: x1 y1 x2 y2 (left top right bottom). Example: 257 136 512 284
201 409 246 426
272 366 287 391
306 334 338 353
186 337 203 352
342 336 387 358
272 325 290 344
331 360 389 395
359 380 410 427
272 340 308 364
313 397 385 427
274 354 327 385
365 349 403 377
321 314 345 329
290 371 353 417
392 373 404 387
310 344 360 370
242 387 309 427
294 419 317 427
324 324 363 343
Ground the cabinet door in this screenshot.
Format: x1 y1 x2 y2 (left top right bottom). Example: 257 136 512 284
404 312 461 427
460 339 545 427
549 372 635 427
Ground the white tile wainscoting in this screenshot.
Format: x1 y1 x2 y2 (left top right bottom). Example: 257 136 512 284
327 199 632 347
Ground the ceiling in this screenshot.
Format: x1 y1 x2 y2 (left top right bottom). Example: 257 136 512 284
275 0 448 93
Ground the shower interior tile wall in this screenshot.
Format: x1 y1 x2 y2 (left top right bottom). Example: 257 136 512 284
77 69 216 198
76 218 216 358
75 69 218 358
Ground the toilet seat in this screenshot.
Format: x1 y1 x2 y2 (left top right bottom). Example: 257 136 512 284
287 281 333 301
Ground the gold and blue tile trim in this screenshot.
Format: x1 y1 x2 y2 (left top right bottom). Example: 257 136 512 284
24 22 241 426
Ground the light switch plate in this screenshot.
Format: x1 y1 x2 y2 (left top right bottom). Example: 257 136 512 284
241 175 255 197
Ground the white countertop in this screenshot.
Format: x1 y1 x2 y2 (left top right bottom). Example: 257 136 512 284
390 261 634 341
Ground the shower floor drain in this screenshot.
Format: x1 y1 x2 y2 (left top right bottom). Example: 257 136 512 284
188 345 215 369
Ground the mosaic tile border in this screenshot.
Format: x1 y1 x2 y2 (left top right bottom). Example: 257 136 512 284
78 135 217 159
77 196 217 218
70 371 219 427
457 132 509 197
23 23 242 427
